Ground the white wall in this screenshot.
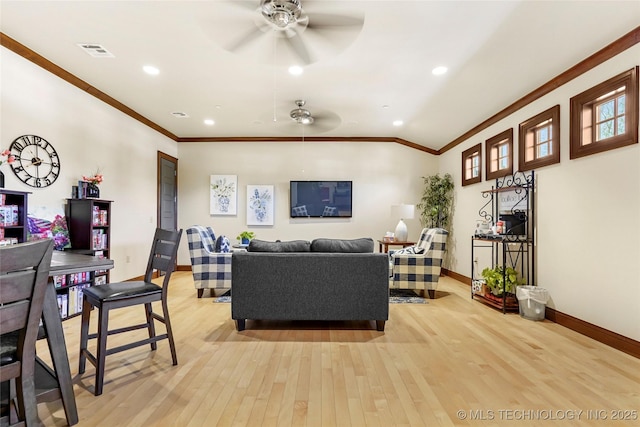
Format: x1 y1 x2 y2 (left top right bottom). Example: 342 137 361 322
176 141 436 264
439 45 640 341
1 47 178 282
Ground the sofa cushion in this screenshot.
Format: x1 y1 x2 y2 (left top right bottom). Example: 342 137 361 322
310 238 374 253
248 239 311 252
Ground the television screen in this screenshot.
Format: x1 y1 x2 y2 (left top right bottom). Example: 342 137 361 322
290 181 352 218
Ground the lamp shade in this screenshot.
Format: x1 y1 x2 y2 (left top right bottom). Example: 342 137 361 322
391 204 415 220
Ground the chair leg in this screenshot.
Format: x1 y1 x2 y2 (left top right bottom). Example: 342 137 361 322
94 306 109 396
18 373 39 426
427 289 436 299
197 289 204 298
145 302 157 351
78 297 92 374
162 300 178 366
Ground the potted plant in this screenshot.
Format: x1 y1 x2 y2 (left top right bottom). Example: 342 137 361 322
417 173 454 230
481 265 525 302
236 231 255 245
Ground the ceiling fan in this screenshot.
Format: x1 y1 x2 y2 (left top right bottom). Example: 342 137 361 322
287 99 341 133
224 0 365 64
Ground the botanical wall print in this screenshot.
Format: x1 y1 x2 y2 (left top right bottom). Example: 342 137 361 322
247 185 274 226
210 175 237 215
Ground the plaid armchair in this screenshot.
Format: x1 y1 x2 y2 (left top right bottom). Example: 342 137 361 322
389 227 449 298
186 225 232 298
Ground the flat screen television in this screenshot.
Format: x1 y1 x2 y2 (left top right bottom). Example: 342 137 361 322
290 181 352 218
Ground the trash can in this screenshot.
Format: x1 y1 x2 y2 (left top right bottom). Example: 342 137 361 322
516 285 549 321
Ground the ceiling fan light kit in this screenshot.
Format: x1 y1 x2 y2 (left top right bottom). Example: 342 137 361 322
261 0 302 29
290 100 314 125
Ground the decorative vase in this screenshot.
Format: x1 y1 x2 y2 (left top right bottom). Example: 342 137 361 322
241 237 250 245
0 170 4 188
86 183 100 198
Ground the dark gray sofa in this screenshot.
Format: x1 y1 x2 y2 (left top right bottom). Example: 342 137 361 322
231 238 389 331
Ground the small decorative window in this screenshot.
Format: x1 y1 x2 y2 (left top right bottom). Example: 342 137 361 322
519 105 560 171
570 67 638 159
485 129 513 180
462 143 482 186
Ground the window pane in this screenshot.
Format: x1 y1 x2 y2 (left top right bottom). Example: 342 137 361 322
617 117 625 134
617 95 625 114
538 142 549 157
597 100 614 121
499 158 508 170
538 127 548 142
499 144 508 156
597 120 614 140
472 166 479 178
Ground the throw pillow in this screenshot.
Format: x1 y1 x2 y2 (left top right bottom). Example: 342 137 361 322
390 246 423 255
215 235 231 253
310 238 374 253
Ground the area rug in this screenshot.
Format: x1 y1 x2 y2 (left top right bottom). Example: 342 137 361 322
389 289 427 304
213 289 427 304
213 289 231 303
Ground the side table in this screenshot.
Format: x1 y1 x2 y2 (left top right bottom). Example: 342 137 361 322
377 239 416 253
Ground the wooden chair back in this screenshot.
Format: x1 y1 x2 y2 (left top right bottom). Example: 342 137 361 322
0 239 54 424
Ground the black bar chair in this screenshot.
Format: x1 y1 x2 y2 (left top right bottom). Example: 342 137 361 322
78 228 182 396
0 239 54 427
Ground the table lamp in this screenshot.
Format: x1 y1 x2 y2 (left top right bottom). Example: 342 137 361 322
391 204 415 242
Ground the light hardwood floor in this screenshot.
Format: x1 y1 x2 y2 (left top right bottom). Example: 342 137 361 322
36 272 640 426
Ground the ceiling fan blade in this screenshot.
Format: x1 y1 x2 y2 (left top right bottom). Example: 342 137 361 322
305 12 364 31
281 29 313 64
308 110 342 133
226 26 265 53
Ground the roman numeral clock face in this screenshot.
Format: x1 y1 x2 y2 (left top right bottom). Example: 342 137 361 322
9 135 61 188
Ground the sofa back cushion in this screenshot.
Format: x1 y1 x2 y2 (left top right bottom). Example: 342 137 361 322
248 239 311 252
310 237 374 253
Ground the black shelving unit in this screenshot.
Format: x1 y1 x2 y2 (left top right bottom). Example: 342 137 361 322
471 171 535 313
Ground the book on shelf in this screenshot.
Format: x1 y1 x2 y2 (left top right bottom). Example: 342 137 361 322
53 275 66 288
68 286 78 315
92 229 108 249
95 275 107 285
92 206 108 226
0 205 19 226
57 293 68 319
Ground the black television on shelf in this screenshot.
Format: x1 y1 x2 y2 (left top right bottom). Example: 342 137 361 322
290 181 352 218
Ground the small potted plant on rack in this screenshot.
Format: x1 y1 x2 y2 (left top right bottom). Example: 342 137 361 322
236 231 255 245
481 265 524 307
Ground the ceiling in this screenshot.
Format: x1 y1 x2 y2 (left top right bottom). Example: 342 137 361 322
1 1 639 151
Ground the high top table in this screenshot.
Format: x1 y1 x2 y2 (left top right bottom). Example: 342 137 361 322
38 251 114 425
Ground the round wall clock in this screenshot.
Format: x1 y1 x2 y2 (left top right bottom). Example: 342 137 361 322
9 134 61 188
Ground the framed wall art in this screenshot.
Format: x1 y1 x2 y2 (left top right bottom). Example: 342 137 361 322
210 175 237 215
246 185 274 226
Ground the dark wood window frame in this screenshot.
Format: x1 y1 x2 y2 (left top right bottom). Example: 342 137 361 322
485 129 513 180
570 67 638 160
519 105 560 171
462 143 482 186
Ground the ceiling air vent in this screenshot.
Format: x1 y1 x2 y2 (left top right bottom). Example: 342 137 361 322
171 112 189 118
77 43 115 58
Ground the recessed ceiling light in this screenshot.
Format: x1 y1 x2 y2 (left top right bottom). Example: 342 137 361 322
382 105 390 109
204 119 215 126
432 66 448 76
288 65 303 75
393 120 404 127
143 65 160 75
